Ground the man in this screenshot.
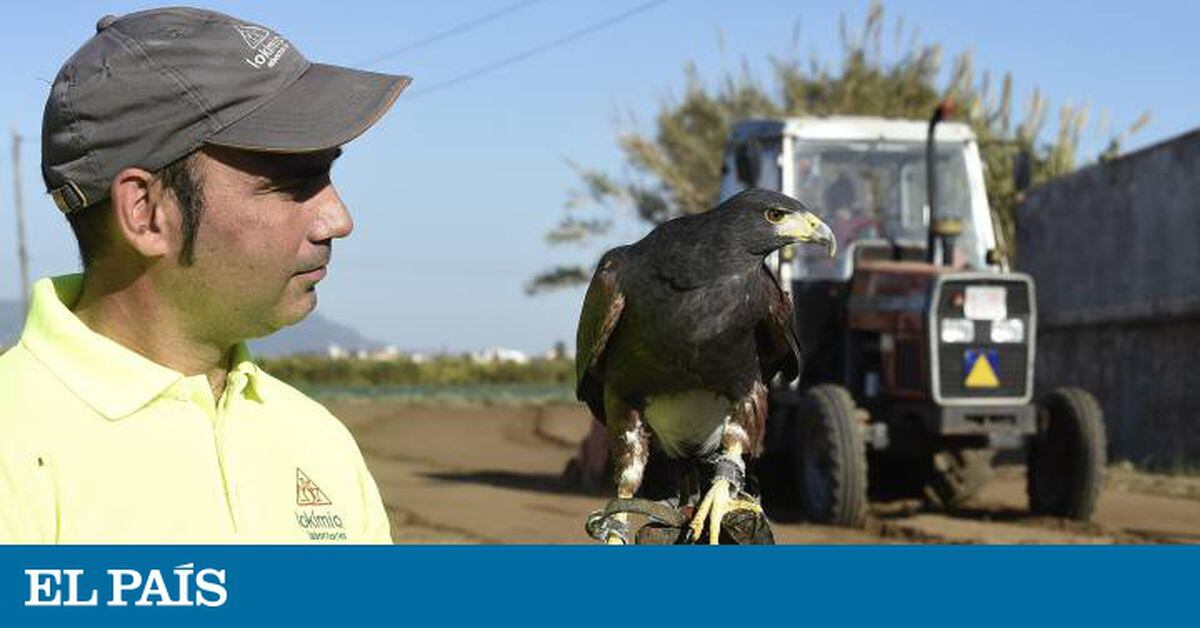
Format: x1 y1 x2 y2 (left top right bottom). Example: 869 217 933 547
0 7 410 543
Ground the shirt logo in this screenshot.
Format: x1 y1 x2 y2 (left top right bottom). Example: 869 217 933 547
296 468 332 506
294 468 346 541
233 23 290 69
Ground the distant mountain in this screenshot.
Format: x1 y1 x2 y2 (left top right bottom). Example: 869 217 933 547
250 312 382 357
0 299 380 357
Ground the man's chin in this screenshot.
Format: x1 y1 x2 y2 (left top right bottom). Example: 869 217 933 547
264 291 318 334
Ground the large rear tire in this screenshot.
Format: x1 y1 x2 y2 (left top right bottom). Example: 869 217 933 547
795 385 868 526
1027 387 1106 520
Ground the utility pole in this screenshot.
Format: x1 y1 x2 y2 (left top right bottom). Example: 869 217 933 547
0 138 4 314
11 129 30 316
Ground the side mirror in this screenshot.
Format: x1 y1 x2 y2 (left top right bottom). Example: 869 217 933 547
734 138 762 187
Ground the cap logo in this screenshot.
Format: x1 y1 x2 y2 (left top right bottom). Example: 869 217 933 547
233 23 289 69
234 24 269 49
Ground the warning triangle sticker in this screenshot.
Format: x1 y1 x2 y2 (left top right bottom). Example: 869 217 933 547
964 353 1000 388
296 468 332 506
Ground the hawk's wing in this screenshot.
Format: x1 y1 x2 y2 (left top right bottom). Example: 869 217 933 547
755 263 801 384
575 247 628 424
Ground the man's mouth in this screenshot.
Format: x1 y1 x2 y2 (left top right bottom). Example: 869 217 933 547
295 265 327 281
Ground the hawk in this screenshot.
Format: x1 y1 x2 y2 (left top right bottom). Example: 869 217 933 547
576 188 835 543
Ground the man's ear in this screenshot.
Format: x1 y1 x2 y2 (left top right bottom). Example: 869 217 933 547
109 167 174 259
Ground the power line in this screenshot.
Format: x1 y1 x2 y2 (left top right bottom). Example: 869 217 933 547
359 0 546 68
409 0 667 98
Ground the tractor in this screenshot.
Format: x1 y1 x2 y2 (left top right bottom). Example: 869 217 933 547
720 105 1107 526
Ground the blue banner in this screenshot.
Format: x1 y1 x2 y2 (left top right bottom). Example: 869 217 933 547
1 546 1193 626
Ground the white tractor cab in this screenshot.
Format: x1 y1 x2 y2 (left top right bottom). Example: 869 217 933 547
719 116 1000 283
719 112 1106 526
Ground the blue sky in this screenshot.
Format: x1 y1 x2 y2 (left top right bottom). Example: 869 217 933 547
0 1 1194 353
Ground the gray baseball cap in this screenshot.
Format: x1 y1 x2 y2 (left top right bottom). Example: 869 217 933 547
42 7 411 214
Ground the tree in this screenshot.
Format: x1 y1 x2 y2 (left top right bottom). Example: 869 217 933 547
527 2 1148 294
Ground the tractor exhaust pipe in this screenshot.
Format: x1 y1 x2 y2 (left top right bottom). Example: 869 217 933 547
926 100 959 266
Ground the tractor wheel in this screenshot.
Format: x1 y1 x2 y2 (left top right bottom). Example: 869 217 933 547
924 449 995 509
1027 388 1107 520
795 384 868 527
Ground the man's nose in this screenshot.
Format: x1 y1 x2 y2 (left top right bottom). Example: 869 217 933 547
310 185 353 241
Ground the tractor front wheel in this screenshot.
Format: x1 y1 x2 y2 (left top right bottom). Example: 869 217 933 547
1027 387 1107 520
795 384 868 527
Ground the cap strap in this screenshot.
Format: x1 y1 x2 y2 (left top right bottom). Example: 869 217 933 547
50 181 88 214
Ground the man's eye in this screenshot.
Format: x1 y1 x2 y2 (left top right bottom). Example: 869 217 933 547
765 209 787 224
268 178 304 191
272 174 327 195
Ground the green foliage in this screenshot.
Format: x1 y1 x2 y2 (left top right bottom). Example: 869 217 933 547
531 1 1148 292
259 354 574 388
523 265 590 295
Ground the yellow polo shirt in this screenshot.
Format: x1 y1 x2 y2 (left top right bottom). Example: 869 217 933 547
0 275 391 544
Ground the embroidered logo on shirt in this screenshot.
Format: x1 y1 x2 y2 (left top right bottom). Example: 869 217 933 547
294 468 347 541
296 468 332 506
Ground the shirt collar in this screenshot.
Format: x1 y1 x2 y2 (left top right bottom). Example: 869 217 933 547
20 275 268 420
229 342 267 403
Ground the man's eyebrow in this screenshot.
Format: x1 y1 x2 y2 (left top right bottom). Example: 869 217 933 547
296 148 343 173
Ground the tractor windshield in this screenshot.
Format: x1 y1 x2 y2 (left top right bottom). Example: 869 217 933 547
790 140 982 279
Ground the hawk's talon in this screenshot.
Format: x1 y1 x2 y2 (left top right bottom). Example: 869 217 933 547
687 481 765 544
688 478 734 544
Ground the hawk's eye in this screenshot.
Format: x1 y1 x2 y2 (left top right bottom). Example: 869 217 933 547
764 208 787 224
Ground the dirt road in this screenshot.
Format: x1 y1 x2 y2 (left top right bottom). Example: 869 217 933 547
326 399 1200 544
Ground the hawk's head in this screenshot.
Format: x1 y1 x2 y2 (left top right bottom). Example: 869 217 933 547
714 188 836 258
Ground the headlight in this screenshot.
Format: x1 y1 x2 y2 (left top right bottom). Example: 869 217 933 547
991 318 1025 343
940 318 974 343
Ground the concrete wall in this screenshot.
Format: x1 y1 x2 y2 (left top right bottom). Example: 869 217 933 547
1017 129 1200 468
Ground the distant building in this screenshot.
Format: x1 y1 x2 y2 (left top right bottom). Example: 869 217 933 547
370 345 401 361
470 347 530 364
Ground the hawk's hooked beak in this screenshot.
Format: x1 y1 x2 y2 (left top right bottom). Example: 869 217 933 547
778 211 837 258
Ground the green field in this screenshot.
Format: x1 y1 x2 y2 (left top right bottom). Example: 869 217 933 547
259 354 575 403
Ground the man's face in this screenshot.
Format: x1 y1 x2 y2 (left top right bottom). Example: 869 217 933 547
160 145 351 343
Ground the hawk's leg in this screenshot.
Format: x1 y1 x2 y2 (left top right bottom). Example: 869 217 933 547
603 389 650 545
688 382 768 544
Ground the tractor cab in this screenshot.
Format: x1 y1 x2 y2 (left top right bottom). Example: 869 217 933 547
719 116 997 282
